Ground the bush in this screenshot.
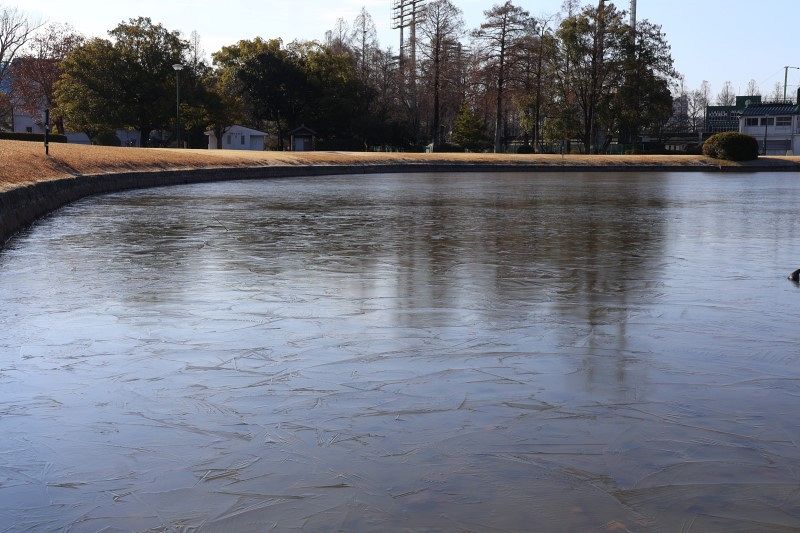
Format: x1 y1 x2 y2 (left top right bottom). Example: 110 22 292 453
684 143 704 155
516 143 534 154
432 143 464 153
702 132 759 161
0 131 68 143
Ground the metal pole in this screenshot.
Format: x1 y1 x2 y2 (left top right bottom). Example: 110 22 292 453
176 70 181 148
44 109 50 156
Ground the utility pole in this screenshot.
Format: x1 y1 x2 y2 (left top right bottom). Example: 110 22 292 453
391 0 427 139
588 0 606 154
784 66 799 102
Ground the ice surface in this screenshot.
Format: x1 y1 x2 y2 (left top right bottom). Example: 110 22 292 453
0 172 799 531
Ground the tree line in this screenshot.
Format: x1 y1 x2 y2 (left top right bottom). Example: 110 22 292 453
0 1 752 152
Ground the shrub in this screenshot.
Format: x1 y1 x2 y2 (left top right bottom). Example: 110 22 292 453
516 143 534 154
433 143 464 153
451 106 491 152
684 143 703 155
0 131 68 143
702 132 759 161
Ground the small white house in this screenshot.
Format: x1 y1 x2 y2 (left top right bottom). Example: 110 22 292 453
206 125 268 151
739 99 800 155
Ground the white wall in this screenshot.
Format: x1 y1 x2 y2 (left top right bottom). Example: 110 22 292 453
210 131 265 151
12 113 44 134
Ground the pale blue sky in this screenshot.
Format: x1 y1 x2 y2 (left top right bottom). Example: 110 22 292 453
15 0 800 98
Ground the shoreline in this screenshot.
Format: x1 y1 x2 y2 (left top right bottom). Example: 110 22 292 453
1 140 799 247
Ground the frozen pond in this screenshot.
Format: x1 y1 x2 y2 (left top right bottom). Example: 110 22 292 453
1 171 799 531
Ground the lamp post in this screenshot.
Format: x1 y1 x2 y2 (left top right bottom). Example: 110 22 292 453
44 109 50 156
783 66 799 102
173 63 184 148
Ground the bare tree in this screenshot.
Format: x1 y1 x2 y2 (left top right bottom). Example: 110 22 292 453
12 23 83 133
419 0 464 148
769 81 783 102
687 80 710 134
715 81 735 106
745 78 760 97
352 8 378 82
188 30 205 69
325 18 352 56
560 0 582 20
0 6 39 85
472 0 531 152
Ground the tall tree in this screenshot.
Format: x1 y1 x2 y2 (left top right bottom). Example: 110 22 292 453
555 1 627 152
745 78 760 97
236 40 307 147
352 8 377 83
512 16 557 150
419 0 464 149
188 30 205 70
55 17 188 146
325 18 353 56
615 18 676 145
472 0 531 152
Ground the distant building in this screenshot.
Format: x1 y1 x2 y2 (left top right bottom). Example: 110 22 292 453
290 125 316 151
706 95 761 135
738 95 800 155
205 125 268 150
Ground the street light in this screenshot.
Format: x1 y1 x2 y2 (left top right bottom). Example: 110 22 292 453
173 63 184 148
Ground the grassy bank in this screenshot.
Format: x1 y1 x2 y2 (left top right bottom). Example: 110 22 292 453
2 140 800 191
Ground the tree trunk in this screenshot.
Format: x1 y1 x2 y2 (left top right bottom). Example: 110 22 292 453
214 125 224 149
139 127 151 148
534 31 543 151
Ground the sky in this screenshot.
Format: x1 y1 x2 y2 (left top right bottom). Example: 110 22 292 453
14 0 800 99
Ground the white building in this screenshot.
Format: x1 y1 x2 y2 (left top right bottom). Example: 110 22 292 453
206 125 268 151
739 100 800 156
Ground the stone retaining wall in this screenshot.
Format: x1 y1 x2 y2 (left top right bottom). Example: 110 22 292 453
0 162 791 248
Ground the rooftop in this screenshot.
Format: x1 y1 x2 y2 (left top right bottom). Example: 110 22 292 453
741 103 799 117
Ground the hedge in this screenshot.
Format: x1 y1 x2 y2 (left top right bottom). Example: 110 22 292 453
91 131 121 147
0 131 69 143
516 143 534 154
702 132 759 161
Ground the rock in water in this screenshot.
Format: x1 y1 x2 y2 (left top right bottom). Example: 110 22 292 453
790 269 800 282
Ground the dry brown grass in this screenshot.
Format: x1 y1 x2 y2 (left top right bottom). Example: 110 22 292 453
2 140 799 192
